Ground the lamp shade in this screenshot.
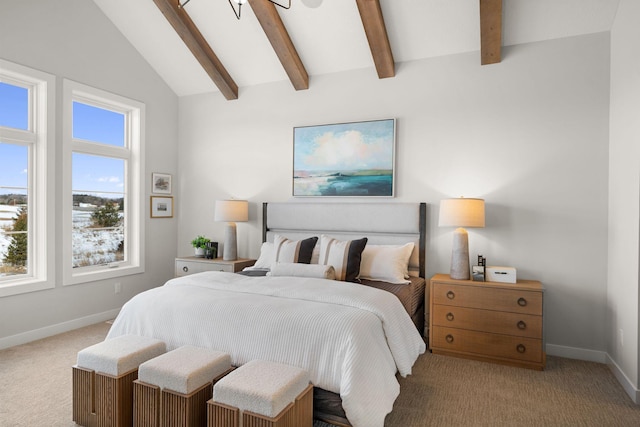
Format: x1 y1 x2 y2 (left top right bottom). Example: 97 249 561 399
438 198 485 228
215 200 248 223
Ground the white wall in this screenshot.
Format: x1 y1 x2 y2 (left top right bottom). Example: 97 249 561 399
608 0 640 400
0 0 618 380
178 33 611 357
0 0 179 345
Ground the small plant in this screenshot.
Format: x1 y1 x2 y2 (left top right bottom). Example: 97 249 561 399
190 235 211 249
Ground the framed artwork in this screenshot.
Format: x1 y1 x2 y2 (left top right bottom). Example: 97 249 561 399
150 196 173 218
293 118 395 197
152 172 172 194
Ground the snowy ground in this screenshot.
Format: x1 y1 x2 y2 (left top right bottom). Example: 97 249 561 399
71 209 124 267
1 204 123 275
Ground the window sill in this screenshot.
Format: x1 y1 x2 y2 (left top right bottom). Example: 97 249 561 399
64 264 144 286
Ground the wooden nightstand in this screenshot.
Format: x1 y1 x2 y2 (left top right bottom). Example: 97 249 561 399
175 257 256 277
429 273 545 370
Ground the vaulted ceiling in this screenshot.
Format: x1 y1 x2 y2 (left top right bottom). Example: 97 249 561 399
92 0 620 98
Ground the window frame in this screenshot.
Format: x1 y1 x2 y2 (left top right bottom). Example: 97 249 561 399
0 59 55 297
62 79 145 285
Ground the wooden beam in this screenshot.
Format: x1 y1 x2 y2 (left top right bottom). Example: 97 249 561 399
249 0 309 91
153 0 238 100
355 0 395 79
480 0 502 65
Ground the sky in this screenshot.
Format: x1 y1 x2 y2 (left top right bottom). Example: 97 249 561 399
0 82 125 198
293 118 395 172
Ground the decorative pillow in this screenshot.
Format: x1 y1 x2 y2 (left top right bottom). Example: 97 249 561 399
269 262 336 280
310 245 320 264
358 243 415 284
253 242 274 269
318 235 368 282
273 235 318 265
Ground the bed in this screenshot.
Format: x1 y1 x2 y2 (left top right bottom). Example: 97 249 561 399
107 202 427 427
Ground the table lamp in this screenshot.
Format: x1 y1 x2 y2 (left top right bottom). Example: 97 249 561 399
439 197 485 280
214 200 248 261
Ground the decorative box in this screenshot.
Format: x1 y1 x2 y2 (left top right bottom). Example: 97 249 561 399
486 266 517 283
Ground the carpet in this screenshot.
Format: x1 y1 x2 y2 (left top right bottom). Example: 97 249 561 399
2 322 640 426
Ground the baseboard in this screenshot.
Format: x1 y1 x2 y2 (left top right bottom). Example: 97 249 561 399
545 343 608 363
0 309 120 350
606 354 640 404
546 343 639 404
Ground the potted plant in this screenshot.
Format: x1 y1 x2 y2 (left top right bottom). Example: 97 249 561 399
191 235 211 257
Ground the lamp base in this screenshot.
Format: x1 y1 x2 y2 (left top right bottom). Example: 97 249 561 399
450 227 470 280
223 222 237 261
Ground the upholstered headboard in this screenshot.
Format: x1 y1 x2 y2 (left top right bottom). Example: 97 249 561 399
262 202 426 278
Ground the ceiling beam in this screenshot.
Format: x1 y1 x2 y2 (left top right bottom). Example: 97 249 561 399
249 0 309 91
153 0 239 100
355 0 395 79
479 0 502 65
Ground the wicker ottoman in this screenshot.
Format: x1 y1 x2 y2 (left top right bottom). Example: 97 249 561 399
73 334 166 427
133 345 232 427
207 359 313 427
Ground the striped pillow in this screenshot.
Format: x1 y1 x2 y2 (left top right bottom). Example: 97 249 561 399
273 235 318 265
318 235 368 282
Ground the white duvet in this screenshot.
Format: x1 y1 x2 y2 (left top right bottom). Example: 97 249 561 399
107 271 426 427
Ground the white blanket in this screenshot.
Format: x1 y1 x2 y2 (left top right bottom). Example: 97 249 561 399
107 272 426 427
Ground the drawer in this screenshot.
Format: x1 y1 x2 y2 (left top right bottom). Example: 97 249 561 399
175 260 233 276
433 326 543 363
432 305 542 339
432 282 542 315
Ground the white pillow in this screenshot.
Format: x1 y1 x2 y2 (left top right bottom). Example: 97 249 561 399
253 242 274 269
269 262 336 280
358 243 414 284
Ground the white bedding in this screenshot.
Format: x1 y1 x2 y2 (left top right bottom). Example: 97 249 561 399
107 271 426 427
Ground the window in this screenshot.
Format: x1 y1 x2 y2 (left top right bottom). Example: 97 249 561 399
63 80 145 284
0 59 55 297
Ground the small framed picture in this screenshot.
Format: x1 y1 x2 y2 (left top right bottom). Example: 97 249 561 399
151 196 173 218
152 172 172 194
472 265 485 282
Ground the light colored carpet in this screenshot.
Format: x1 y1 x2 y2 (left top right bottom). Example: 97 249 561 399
0 322 111 427
1 322 640 426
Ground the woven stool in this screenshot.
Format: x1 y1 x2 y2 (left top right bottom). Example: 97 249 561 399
207 359 313 427
133 345 232 427
73 334 166 427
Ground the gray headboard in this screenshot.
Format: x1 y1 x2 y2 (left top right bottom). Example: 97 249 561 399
262 202 426 278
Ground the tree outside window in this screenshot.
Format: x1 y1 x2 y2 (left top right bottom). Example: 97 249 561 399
2 207 27 273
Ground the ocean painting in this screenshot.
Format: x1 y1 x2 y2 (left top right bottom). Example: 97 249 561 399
293 119 395 197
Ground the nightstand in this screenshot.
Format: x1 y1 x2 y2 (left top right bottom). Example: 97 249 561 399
429 273 545 370
175 257 256 277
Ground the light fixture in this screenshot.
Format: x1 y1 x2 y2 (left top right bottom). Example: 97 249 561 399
228 0 290 20
439 197 485 280
301 0 323 8
214 200 249 261
178 0 290 20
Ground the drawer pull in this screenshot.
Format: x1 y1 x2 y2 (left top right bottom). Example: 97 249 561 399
182 266 189 273
445 334 454 344
516 344 526 353
446 312 454 321
517 320 527 330
446 291 455 300
517 297 527 307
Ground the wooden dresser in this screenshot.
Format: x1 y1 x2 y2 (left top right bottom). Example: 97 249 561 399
429 273 545 370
